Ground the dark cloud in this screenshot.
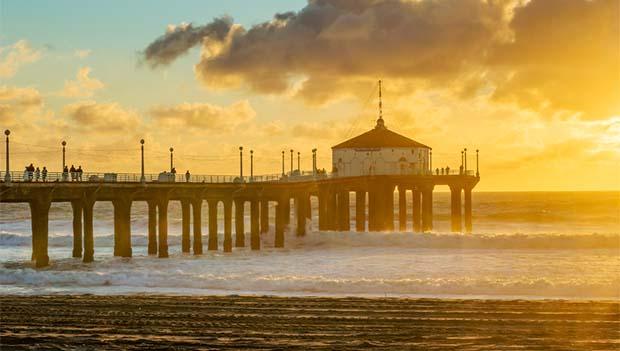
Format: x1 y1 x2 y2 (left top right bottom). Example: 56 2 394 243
489 0 619 120
142 0 619 118
142 16 233 67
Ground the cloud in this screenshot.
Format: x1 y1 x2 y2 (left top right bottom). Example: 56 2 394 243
141 17 233 67
142 0 619 119
150 100 256 131
60 67 105 98
74 49 92 59
0 40 42 78
63 101 141 132
489 0 619 120
0 86 43 123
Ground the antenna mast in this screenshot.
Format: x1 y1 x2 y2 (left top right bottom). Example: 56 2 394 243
375 79 386 129
378 79 383 121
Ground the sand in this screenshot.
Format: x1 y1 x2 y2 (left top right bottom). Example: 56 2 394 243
1 295 618 350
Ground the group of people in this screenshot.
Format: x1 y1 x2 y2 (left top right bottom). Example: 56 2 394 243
63 165 84 181
435 166 451 175
23 164 47 182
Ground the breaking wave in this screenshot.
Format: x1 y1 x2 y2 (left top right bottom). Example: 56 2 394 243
1 231 618 250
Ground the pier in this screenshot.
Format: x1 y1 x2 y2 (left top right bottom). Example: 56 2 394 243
0 170 478 268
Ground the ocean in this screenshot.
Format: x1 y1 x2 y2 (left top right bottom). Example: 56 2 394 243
1 191 618 300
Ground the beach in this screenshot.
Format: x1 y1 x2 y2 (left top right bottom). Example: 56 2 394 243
1 295 619 350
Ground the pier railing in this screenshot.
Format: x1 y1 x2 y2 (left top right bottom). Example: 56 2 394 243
0 170 328 184
0 168 475 184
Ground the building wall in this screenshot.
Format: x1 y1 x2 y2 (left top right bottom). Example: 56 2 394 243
332 147 430 177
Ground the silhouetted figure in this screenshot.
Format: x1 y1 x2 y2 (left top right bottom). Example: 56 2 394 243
459 165 463 175
63 166 69 181
23 166 29 182
27 164 34 181
185 170 190 182
77 166 83 181
42 167 47 182
35 167 40 181
446 166 450 174
436 168 439 175
70 165 76 181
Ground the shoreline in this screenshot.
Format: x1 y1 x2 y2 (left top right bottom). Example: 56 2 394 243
2 294 618 349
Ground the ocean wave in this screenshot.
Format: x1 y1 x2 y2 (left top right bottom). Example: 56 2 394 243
1 266 617 299
1 231 619 250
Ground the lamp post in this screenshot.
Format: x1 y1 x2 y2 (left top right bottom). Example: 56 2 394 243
62 140 67 171
312 148 317 175
430 149 433 174
281 151 285 176
460 150 464 174
239 146 243 180
290 149 293 174
464 148 468 174
4 130 10 183
297 152 300 172
476 149 480 177
250 150 253 181
169 147 174 172
140 139 145 183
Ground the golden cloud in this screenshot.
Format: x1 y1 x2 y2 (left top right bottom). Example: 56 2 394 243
60 67 105 98
150 100 256 132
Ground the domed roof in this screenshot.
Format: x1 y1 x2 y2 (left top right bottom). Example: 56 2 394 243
332 118 431 149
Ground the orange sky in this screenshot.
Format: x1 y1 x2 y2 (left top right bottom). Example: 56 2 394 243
1 0 619 191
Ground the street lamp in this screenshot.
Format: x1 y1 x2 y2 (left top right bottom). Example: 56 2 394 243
297 152 300 172
476 149 480 177
140 139 145 183
4 129 10 183
430 149 433 173
239 146 244 180
290 149 293 174
62 140 67 171
169 147 174 172
281 150 285 176
250 150 254 180
312 148 317 175
461 150 464 174
464 148 468 174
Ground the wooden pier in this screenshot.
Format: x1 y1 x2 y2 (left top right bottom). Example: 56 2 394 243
0 173 478 268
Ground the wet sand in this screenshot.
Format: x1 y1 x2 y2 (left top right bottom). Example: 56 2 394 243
1 295 618 350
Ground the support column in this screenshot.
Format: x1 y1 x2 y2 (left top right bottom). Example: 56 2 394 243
337 191 349 231
282 196 291 225
181 199 191 253
251 199 260 250
318 188 328 231
450 185 463 233
421 185 434 232
327 190 338 230
398 186 407 231
260 200 269 233
412 188 421 232
384 185 394 231
223 199 233 252
464 186 473 233
296 195 307 236
191 198 203 255
82 195 95 263
207 199 218 251
305 195 312 220
71 201 83 258
29 192 52 268
147 199 157 255
112 197 132 258
275 199 285 248
368 189 378 231
158 197 169 258
234 199 245 247
355 191 366 232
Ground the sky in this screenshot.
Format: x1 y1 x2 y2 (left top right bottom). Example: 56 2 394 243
0 0 618 191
